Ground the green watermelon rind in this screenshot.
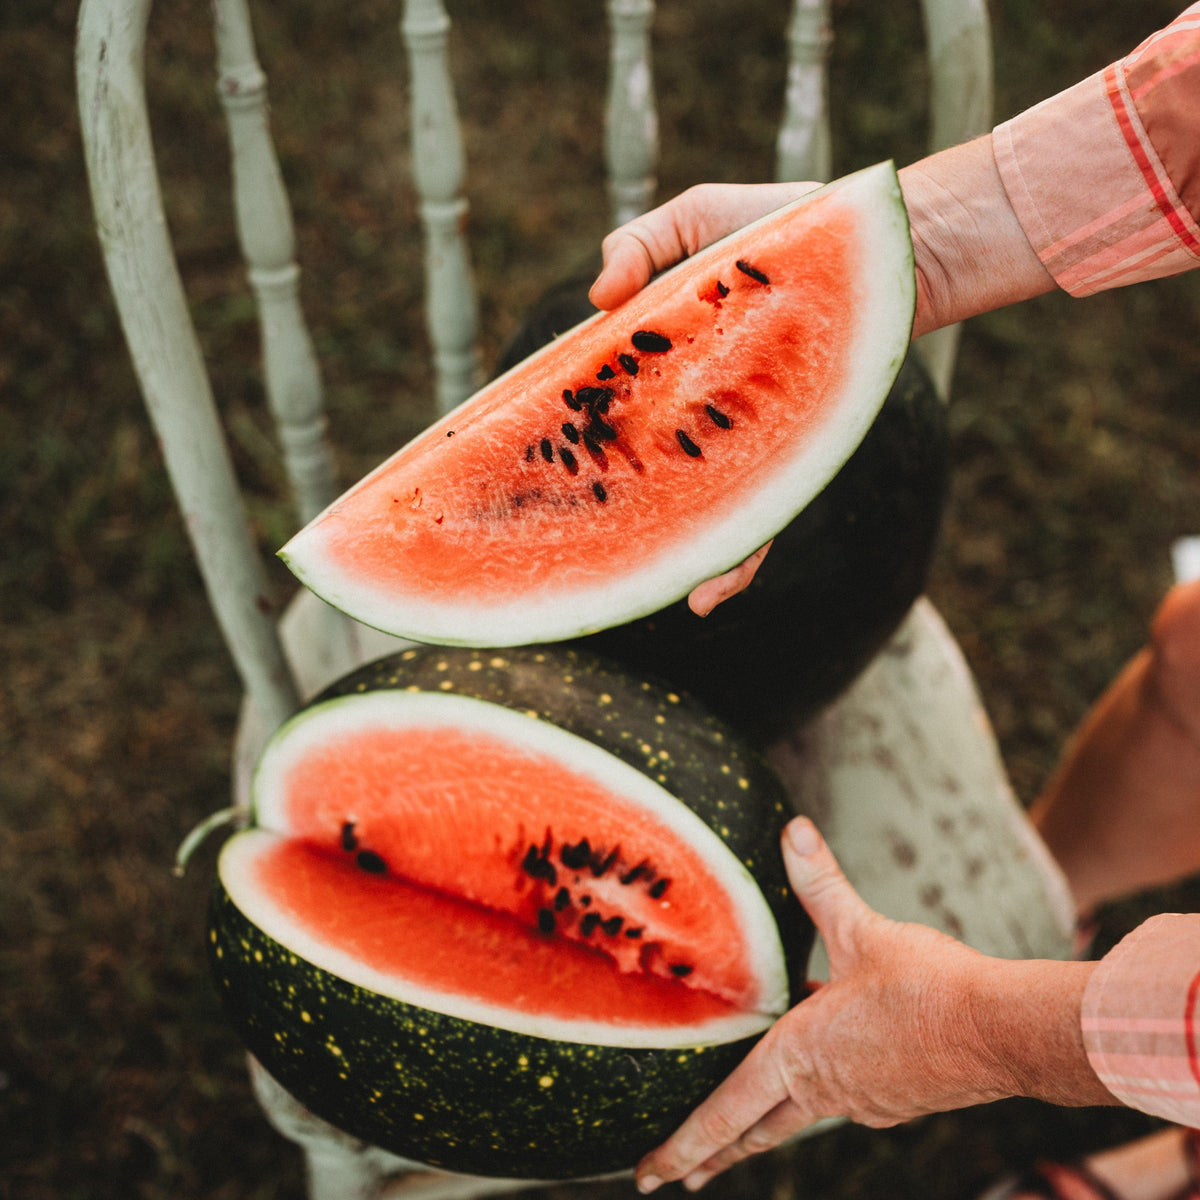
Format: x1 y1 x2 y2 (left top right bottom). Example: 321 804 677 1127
208 889 756 1180
209 645 811 1180
278 161 915 648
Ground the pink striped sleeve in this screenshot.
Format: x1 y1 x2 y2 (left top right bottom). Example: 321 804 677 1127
993 5 1200 297
1081 913 1200 1126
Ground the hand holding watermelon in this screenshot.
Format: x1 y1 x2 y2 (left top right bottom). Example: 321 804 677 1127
281 165 913 648
634 818 1110 1194
588 181 823 617
587 136 1055 616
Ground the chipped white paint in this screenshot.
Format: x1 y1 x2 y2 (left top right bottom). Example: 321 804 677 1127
773 0 992 398
605 0 659 226
76 0 300 736
214 0 341 527
776 0 832 184
402 0 481 415
768 599 1075 980
912 0 994 398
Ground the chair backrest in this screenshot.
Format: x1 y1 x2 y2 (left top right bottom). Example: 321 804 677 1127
77 10 1057 1197
75 0 992 748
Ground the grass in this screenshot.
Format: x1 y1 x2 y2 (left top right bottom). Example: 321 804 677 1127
3 0 1199 1197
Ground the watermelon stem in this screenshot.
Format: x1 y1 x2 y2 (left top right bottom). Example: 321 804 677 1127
174 805 247 877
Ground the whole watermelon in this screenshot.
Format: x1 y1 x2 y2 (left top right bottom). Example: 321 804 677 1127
210 644 812 1179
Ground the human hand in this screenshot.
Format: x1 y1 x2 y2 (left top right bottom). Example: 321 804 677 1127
589 181 823 311
590 183 822 615
635 817 1015 1193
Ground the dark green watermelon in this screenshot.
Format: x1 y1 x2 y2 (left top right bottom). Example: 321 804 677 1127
494 270 948 745
211 644 813 1179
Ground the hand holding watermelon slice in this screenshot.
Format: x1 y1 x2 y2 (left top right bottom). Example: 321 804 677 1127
588 136 1058 616
280 163 915 648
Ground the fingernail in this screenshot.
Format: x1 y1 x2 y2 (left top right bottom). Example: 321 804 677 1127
637 1175 662 1194
786 818 819 857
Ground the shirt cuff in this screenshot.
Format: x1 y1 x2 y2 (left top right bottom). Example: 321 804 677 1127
993 68 1200 297
1081 913 1200 1126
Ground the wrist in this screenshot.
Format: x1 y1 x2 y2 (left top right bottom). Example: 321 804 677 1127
899 135 1055 338
962 955 1117 1108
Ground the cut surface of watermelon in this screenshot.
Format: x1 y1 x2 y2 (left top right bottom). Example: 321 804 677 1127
280 162 914 646
224 689 787 1047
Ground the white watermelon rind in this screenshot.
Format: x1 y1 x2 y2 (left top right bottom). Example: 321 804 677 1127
280 161 915 647
221 689 788 1050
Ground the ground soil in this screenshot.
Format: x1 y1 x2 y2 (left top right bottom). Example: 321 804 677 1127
3 1 1199 1198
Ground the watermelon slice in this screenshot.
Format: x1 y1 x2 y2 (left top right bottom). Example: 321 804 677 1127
210 645 809 1179
279 162 914 646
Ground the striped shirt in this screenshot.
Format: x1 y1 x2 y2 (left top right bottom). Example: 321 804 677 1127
994 4 1200 296
994 7 1200 1126
1082 915 1200 1125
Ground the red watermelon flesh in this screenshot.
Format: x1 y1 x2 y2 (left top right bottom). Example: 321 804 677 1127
226 690 789 1048
279 162 914 646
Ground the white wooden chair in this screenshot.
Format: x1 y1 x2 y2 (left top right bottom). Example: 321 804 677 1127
76 1 1072 1196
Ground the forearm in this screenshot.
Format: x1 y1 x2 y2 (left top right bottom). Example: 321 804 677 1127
899 135 1055 339
963 954 1117 1109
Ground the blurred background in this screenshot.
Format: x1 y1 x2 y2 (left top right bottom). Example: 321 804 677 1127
3 0 1199 1196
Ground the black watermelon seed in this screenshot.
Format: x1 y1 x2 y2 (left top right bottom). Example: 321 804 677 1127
675 430 702 458
561 422 580 444
580 894 593 907
592 482 607 503
625 926 644 939
525 444 535 462
705 404 733 429
356 850 387 875
601 915 624 936
631 330 672 353
596 364 616 380
575 386 610 409
559 446 579 474
582 430 602 456
560 839 591 870
736 259 770 285
716 280 730 298
619 860 650 885
618 353 639 375
522 844 557 885
537 908 556 935
591 848 619 878
580 912 601 937
590 416 618 442
649 877 671 899
670 963 694 977
563 389 582 411
540 438 554 463
553 886 571 912
340 821 358 852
